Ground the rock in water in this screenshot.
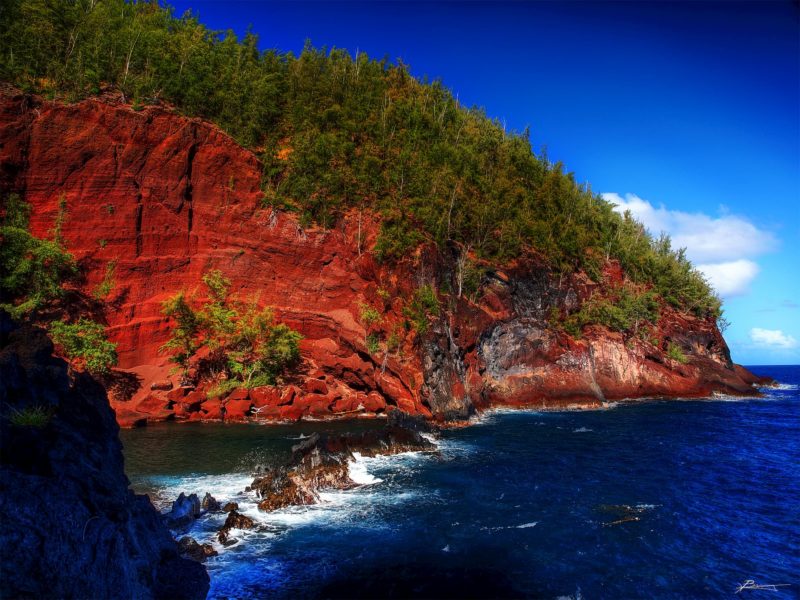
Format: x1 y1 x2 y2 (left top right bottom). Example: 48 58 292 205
201 492 221 512
251 421 437 512
0 312 209 598
217 510 255 545
164 493 202 530
222 502 239 512
178 537 218 562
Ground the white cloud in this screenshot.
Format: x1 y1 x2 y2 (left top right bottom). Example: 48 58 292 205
695 260 759 297
749 328 798 349
602 192 776 297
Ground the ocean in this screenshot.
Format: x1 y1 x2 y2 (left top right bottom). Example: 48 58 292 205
121 365 800 599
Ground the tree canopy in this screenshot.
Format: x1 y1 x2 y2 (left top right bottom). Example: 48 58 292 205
0 0 721 319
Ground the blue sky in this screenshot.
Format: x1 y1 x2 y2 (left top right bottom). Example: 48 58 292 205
170 0 799 365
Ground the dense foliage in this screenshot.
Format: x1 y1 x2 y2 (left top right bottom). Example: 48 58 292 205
0 0 720 320
562 285 659 338
50 318 119 375
0 194 76 318
161 270 303 395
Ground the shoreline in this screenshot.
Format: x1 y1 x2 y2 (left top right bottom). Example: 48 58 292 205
119 383 780 431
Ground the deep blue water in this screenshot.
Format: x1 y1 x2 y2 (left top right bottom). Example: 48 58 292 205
122 366 800 599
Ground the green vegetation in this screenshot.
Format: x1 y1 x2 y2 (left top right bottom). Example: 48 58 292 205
8 405 53 428
49 318 118 375
358 301 383 351
161 270 302 391
366 333 381 356
358 302 382 329
455 253 485 300
386 328 402 354
1 194 76 318
666 342 688 364
0 0 720 320
563 285 659 337
403 284 441 335
160 292 200 373
92 260 116 299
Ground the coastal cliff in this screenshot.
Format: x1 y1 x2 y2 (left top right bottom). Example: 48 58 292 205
0 90 761 426
0 311 209 598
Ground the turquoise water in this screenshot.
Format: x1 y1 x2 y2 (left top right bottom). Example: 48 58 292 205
121 366 800 599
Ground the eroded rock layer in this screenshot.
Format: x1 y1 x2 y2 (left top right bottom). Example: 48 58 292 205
0 91 762 426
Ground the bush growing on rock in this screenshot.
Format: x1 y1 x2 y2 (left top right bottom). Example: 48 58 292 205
666 342 689 364
563 285 659 337
161 270 303 392
49 318 118 375
8 405 53 428
403 284 441 335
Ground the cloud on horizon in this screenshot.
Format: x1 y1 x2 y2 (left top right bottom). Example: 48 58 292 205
602 193 776 297
749 328 798 350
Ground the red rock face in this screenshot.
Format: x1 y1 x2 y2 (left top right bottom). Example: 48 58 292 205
0 91 761 427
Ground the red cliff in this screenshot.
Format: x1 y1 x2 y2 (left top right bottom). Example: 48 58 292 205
0 91 762 426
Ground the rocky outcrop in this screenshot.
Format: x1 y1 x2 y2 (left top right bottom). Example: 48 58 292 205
0 312 209 599
217 510 255 545
201 492 221 512
178 537 218 563
0 90 764 427
163 492 201 531
250 414 436 512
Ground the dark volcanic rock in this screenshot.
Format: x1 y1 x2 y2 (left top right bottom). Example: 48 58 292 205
201 492 221 512
178 537 218 562
251 419 437 512
164 492 201 530
217 510 255 545
0 313 209 599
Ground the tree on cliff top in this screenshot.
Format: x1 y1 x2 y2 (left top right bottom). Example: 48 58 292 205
0 0 721 321
160 270 302 394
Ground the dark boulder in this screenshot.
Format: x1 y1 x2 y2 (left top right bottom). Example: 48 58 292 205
163 492 201 530
217 510 255 545
178 537 218 562
201 492 221 512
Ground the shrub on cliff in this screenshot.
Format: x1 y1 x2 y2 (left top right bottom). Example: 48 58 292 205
563 285 659 337
49 318 118 375
403 284 441 335
161 270 302 390
0 194 76 318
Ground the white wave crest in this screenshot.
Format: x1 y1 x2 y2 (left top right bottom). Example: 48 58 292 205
766 383 798 391
348 452 383 485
